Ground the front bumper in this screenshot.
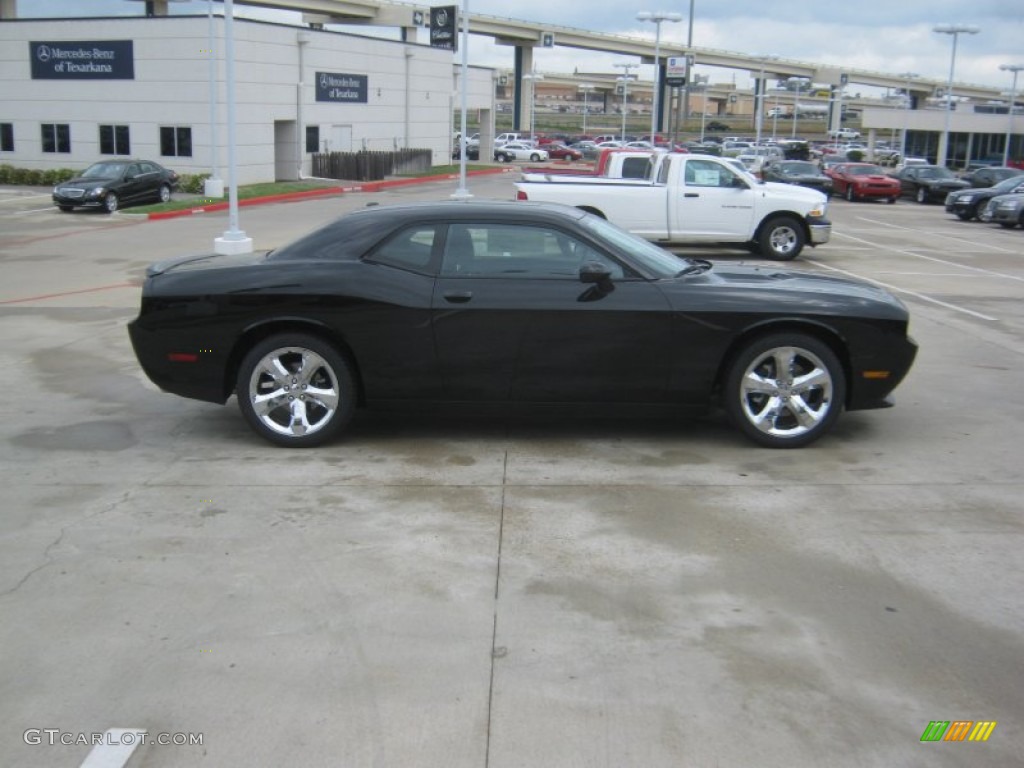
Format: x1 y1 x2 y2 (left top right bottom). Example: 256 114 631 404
53 191 105 208
808 217 831 245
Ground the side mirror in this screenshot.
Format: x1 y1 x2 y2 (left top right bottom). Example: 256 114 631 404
579 261 612 284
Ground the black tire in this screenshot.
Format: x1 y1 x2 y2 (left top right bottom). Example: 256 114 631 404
103 193 119 213
530 153 541 162
955 211 973 221
498 153 511 163
915 187 927 204
724 333 846 448
158 184 171 204
236 333 356 447
887 197 897 205
58 205 74 212
758 216 805 261
998 221 1017 229
845 185 856 202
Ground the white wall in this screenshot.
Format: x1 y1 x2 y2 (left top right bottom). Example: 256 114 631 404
0 16 495 184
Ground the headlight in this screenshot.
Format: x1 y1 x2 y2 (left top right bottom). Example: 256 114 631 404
958 194 974 203
53 186 60 194
807 201 828 218
90 186 106 196
998 200 1023 211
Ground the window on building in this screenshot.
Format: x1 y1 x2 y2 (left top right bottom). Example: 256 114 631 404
41 123 71 153
99 125 131 155
0 123 13 152
160 126 192 157
305 125 320 153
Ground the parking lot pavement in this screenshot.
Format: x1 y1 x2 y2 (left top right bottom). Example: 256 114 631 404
1 178 1022 767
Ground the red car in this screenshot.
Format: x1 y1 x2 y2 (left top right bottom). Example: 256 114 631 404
544 143 584 161
826 163 900 203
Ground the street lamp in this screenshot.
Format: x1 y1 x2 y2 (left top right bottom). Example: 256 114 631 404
1000 64 1024 167
578 83 596 136
614 62 638 141
636 11 682 144
788 77 806 139
753 54 778 147
522 70 543 142
898 71 919 162
933 23 980 167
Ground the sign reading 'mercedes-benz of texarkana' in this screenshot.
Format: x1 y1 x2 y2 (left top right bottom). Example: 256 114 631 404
315 72 368 103
30 41 135 80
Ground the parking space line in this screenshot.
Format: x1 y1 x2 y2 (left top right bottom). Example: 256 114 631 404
0 193 52 204
12 206 59 215
78 728 144 768
833 230 1024 283
805 259 998 321
854 216 1021 254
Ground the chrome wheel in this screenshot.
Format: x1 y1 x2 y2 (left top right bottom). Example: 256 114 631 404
726 334 845 448
759 216 804 261
916 187 927 204
237 334 355 447
158 184 171 203
104 193 119 213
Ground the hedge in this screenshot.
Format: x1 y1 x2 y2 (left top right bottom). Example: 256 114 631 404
0 164 210 193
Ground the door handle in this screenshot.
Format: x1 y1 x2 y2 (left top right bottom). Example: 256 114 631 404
684 192 700 198
443 290 473 303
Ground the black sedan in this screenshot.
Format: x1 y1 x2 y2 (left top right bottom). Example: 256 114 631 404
761 160 833 194
945 175 1024 221
53 160 179 213
894 165 970 203
128 201 917 449
958 166 1023 188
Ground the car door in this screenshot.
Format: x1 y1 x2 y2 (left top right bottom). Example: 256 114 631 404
899 168 919 197
430 221 674 403
119 162 148 204
670 157 756 240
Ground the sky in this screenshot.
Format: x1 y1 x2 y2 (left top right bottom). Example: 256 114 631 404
23 0 1024 93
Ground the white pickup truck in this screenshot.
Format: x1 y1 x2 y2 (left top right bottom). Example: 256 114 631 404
514 153 831 260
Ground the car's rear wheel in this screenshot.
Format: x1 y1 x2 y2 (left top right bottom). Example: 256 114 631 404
104 193 119 213
236 334 356 447
158 184 171 203
758 216 805 261
725 333 846 448
916 187 927 204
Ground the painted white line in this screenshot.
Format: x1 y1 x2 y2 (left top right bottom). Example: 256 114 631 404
806 259 998 321
833 230 1024 283
854 215 1021 254
12 206 59 215
78 728 145 768
0 193 52 204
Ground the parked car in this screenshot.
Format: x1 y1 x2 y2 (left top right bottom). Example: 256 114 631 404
52 159 179 213
451 144 480 161
545 143 584 161
957 166 1024 188
944 175 1024 221
127 200 917 449
827 128 861 140
567 141 600 160
494 143 549 163
895 165 971 203
979 192 1024 228
705 120 729 132
827 163 901 203
761 160 833 194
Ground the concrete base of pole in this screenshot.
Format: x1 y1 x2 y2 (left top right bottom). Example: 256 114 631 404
214 235 254 254
203 178 225 198
450 189 474 201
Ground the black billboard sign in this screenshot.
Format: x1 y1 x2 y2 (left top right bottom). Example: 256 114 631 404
430 6 457 52
30 40 134 80
315 72 368 103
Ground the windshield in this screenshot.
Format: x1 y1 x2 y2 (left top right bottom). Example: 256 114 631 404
917 167 956 179
993 175 1024 192
847 165 885 176
782 162 817 174
579 215 688 278
81 162 128 179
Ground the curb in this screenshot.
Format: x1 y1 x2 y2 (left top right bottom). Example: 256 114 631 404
146 167 520 221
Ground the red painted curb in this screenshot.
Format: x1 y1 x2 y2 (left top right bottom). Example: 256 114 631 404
146 167 517 221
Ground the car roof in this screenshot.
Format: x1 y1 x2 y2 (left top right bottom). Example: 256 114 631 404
346 200 588 225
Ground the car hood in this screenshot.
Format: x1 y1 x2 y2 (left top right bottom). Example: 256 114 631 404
146 251 270 277
662 264 908 320
921 178 969 188
759 181 828 204
59 175 118 187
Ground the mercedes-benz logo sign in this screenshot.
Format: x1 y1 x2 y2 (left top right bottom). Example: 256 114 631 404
435 9 448 28
319 73 328 90
37 44 51 63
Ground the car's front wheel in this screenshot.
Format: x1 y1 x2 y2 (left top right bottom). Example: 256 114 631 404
530 153 541 162
104 193 119 213
236 334 356 447
758 216 805 261
916 187 927 204
846 186 856 202
725 333 846 448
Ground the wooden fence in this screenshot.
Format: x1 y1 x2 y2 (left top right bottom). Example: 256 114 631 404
311 149 433 181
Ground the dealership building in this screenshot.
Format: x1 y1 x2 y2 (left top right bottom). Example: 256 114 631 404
0 13 496 184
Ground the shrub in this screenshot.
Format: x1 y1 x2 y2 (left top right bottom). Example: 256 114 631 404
846 149 864 162
178 173 210 194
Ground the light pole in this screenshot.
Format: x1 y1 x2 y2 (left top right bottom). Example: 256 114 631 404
614 62 638 141
753 54 778 147
1000 64 1024 167
933 24 980 167
522 70 543 142
636 11 682 144
578 83 596 136
788 77 806 139
898 71 919 162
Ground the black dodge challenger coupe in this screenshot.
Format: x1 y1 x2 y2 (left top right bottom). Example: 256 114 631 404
128 201 917 448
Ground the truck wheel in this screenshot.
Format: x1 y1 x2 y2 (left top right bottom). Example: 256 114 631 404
759 216 805 261
724 332 846 448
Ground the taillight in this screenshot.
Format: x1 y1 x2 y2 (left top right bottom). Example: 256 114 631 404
516 190 528 200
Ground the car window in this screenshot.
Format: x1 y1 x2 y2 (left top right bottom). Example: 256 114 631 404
365 225 438 274
127 163 142 177
140 162 159 174
440 223 626 280
622 156 653 179
684 158 741 188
